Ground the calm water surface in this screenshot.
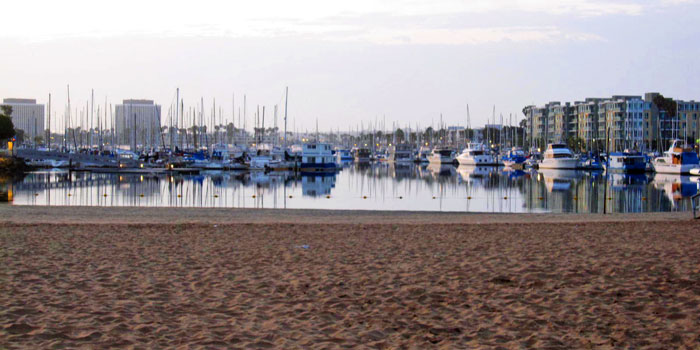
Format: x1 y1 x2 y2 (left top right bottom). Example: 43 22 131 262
4 162 700 213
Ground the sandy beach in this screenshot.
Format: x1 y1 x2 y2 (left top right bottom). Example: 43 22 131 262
1 205 699 349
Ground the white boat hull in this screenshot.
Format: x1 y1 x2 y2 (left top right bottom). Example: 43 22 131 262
538 158 580 169
653 162 699 175
456 154 499 166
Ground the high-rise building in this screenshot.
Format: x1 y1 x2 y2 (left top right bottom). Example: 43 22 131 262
115 99 161 150
1 98 45 141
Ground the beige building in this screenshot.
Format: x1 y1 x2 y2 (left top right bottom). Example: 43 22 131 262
1 98 45 141
115 99 162 150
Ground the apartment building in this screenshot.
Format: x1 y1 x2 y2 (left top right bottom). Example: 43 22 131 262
524 93 699 152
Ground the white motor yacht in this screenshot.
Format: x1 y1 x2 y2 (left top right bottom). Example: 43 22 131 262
456 143 498 166
538 144 580 170
428 147 455 165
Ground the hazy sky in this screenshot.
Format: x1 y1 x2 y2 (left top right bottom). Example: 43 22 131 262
1 0 699 132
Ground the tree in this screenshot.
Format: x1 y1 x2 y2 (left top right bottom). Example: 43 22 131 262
395 128 405 143
0 105 15 141
567 136 585 152
653 94 677 117
424 126 433 140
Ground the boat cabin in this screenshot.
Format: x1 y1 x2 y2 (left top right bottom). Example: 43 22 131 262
302 143 334 164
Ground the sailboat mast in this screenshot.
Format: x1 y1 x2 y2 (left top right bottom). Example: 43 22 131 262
172 88 178 150
284 87 288 149
90 89 94 148
102 96 107 149
212 98 216 146
467 104 471 142
273 105 277 146
235 93 236 143
47 93 51 150
68 85 77 150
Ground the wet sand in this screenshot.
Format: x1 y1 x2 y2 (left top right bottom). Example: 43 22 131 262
1 206 699 349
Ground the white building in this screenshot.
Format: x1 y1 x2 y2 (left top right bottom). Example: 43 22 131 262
115 99 161 149
1 98 45 141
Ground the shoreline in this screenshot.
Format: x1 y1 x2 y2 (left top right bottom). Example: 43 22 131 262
0 204 694 225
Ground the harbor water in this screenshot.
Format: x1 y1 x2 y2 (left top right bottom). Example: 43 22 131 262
3 162 699 213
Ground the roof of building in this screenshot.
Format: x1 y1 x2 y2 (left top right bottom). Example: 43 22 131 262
2 98 38 104
121 99 155 105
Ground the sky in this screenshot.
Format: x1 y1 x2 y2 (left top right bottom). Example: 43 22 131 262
1 0 699 132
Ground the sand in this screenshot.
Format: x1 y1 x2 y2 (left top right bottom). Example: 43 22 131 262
1 205 699 349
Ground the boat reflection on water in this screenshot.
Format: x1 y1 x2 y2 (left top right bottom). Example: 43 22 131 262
457 165 495 182
9 165 700 213
652 174 700 208
537 169 583 192
301 174 336 197
609 173 651 190
389 163 414 181
500 167 528 179
426 163 456 178
249 170 290 187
